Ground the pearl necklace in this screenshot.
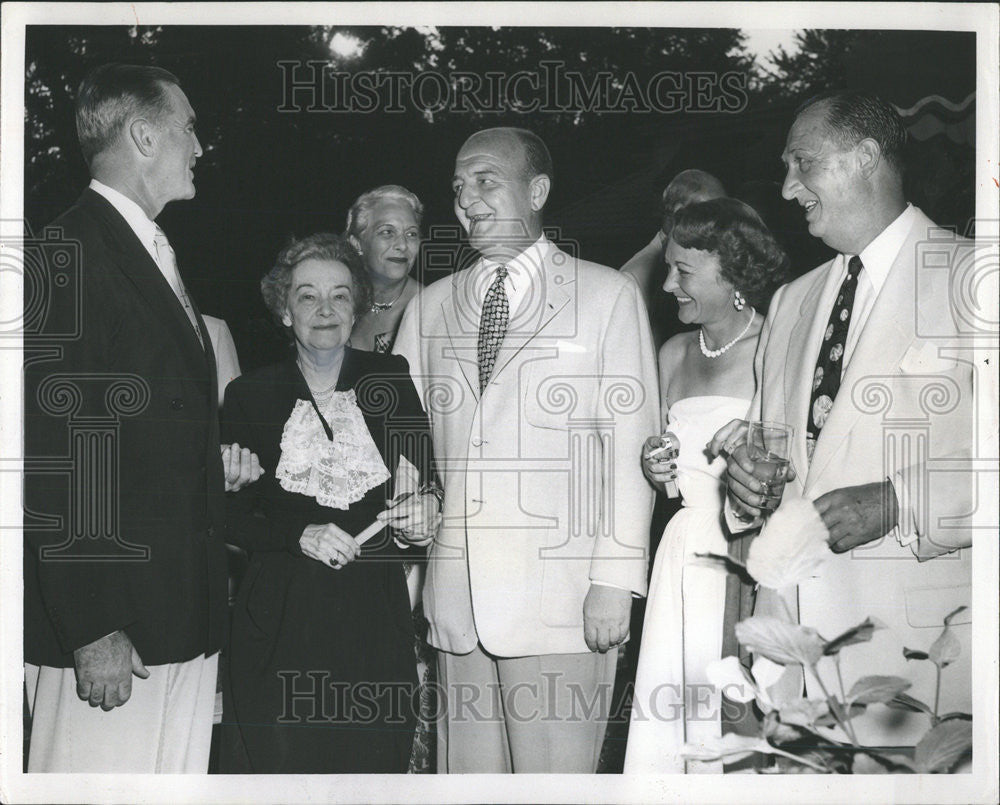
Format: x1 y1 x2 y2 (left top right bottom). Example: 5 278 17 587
370 281 407 315
699 307 756 358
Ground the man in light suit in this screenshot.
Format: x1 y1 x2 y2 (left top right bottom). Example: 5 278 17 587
394 127 658 772
24 63 259 772
714 92 974 746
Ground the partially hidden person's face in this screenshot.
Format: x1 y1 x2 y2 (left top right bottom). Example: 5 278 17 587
662 237 734 326
282 258 356 355
150 83 203 206
780 104 865 254
355 200 420 284
452 132 539 259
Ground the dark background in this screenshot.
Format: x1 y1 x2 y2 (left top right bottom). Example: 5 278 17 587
21 24 980 774
25 26 977 370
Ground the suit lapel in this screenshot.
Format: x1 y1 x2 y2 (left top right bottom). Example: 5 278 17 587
784 266 834 481
82 190 209 376
805 228 919 490
441 268 481 398
490 250 570 385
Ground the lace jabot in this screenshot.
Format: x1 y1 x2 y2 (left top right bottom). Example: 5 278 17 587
275 389 390 509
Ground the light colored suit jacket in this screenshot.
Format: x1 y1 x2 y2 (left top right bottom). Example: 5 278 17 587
395 241 658 657
749 208 975 744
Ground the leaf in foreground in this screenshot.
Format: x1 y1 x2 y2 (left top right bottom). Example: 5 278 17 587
736 615 826 666
914 719 972 773
823 616 886 656
684 733 829 772
846 675 912 706
884 692 933 715
778 698 829 728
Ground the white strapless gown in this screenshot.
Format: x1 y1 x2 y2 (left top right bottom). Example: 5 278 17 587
624 396 750 774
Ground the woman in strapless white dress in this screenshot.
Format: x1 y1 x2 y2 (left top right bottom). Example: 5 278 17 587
624 198 789 774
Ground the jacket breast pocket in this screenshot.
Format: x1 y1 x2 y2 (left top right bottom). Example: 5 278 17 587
522 359 600 431
903 584 971 629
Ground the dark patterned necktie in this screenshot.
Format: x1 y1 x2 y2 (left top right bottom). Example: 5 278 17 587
477 265 509 392
806 255 864 462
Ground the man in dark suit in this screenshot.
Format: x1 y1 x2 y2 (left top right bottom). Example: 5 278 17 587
23 63 258 772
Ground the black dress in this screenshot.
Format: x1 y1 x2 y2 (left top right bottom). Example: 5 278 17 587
219 349 432 774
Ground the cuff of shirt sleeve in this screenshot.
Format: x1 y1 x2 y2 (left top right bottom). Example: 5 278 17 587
891 472 918 549
591 579 640 598
724 500 761 534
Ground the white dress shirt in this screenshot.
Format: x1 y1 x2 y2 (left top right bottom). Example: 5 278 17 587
472 235 551 314
89 179 161 267
836 203 917 377
827 204 921 547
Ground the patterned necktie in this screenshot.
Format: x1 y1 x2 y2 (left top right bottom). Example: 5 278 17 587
806 255 863 462
153 226 204 348
477 265 509 393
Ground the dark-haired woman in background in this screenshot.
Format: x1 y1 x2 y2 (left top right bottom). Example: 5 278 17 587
624 198 789 774
220 233 441 773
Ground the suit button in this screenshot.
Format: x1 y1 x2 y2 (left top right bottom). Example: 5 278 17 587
170 398 184 410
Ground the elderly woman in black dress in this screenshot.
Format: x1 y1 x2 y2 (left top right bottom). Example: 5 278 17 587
220 233 441 774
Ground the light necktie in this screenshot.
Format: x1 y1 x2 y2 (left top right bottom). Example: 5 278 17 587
477 265 509 393
805 255 863 462
153 226 204 348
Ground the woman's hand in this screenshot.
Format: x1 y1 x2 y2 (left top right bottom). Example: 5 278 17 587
642 433 679 494
377 491 441 547
299 523 360 569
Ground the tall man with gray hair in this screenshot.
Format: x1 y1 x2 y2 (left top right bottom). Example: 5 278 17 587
24 63 258 772
395 127 658 772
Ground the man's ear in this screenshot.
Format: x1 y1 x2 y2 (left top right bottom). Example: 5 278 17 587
529 174 551 212
856 138 881 179
128 118 157 158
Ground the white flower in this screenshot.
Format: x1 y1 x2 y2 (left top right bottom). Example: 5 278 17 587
746 497 832 589
706 656 756 703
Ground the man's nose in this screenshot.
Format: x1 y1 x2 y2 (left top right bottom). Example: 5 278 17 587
457 182 477 209
780 169 798 201
193 136 204 159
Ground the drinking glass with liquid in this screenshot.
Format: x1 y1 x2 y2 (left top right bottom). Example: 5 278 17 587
746 421 794 513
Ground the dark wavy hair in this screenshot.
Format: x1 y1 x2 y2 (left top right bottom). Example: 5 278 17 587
669 198 790 309
260 233 372 330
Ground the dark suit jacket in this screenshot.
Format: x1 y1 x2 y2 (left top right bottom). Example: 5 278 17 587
24 188 229 668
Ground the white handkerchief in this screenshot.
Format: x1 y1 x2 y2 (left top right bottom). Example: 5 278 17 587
746 498 833 590
899 341 959 374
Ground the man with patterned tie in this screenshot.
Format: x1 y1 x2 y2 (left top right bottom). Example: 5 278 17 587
713 92 974 747
24 63 259 772
394 127 658 772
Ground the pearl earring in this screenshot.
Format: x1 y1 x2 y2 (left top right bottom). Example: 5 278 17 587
733 290 746 311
